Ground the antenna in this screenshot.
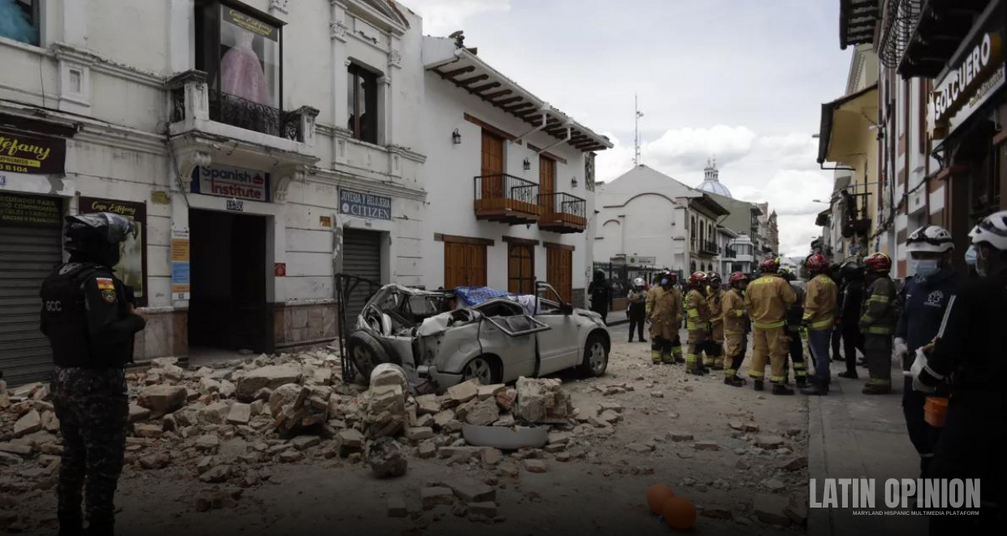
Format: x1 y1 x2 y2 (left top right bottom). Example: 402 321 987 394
634 95 643 166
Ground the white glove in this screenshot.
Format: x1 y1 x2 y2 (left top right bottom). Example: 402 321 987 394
894 337 908 365
910 348 936 394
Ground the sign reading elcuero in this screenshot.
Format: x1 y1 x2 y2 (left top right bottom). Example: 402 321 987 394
932 32 1003 133
339 188 391 220
0 131 66 174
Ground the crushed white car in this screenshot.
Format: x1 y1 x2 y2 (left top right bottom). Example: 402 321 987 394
346 282 610 391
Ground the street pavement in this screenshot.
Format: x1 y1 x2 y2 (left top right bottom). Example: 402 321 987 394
807 357 927 536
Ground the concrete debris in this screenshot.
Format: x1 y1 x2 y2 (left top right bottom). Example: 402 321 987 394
447 379 480 405
0 442 32 457
195 435 220 452
226 403 251 425
523 459 547 473
370 364 409 393
477 384 506 401
762 479 786 492
625 443 653 454
694 440 720 451
782 456 808 472
464 398 500 427
443 475 495 502
279 450 304 463
137 385 187 418
480 447 503 466
492 414 515 428
753 494 792 526
417 442 437 459
235 365 302 401
598 402 623 413
495 388 517 411
669 432 694 442
415 395 440 415
367 437 408 478
133 424 162 439
650 391 664 398
0 379 9 409
13 410 41 438
755 435 786 450
199 464 231 484
468 502 497 518
514 377 573 423
387 497 408 518
745 423 760 433
337 429 365 456
291 436 321 451
420 487 455 510
128 404 150 423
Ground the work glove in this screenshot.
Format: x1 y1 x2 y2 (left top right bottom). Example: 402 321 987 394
894 337 908 366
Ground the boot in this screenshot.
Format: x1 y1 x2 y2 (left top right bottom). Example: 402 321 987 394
795 376 808 389
801 382 828 396
862 383 891 395
58 514 84 536
772 383 795 395
689 368 705 376
85 521 114 536
838 370 859 379
712 364 724 371
753 379 764 391
724 375 746 387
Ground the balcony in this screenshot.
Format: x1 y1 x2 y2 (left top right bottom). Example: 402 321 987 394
890 0 989 78
538 192 587 233
474 174 541 224
723 246 738 258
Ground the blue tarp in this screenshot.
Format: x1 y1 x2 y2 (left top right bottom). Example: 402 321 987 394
453 286 514 306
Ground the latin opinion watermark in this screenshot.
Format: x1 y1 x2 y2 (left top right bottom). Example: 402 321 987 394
809 479 980 512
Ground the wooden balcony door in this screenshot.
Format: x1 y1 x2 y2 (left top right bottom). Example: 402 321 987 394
546 245 572 302
539 155 555 212
508 242 535 294
481 130 505 199
444 241 487 289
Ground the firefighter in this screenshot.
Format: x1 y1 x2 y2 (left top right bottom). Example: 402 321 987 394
646 271 681 365
722 272 749 386
914 211 1006 535
627 277 648 343
668 272 685 364
800 253 839 396
39 213 147 536
860 252 897 394
837 261 867 378
895 226 958 479
780 268 809 388
705 273 726 370
685 271 712 375
745 257 798 394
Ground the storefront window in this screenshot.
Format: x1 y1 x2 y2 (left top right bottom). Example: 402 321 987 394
0 0 39 46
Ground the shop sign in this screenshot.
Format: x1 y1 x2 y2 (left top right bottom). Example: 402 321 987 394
191 164 270 202
339 188 391 220
0 191 61 227
628 256 656 266
80 197 148 306
222 6 278 42
931 32 1005 137
226 199 244 212
0 131 66 174
171 228 191 300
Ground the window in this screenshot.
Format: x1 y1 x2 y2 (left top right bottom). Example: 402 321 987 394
347 63 379 144
1 0 40 46
508 243 535 295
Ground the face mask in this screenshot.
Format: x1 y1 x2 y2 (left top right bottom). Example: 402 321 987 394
965 245 978 266
911 259 940 279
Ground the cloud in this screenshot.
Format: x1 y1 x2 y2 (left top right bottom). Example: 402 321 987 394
645 126 757 169
402 0 512 36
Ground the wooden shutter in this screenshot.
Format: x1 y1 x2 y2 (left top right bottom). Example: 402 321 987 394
508 243 534 294
546 246 572 302
539 155 555 211
444 242 487 289
482 130 504 199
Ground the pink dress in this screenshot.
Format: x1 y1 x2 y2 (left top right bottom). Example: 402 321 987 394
220 45 270 106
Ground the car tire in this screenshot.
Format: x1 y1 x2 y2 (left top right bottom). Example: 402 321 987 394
461 355 501 385
579 333 609 377
346 330 400 385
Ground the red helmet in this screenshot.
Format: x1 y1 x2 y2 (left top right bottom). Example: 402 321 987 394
805 253 829 273
864 252 892 274
689 271 708 286
759 256 780 273
729 272 748 286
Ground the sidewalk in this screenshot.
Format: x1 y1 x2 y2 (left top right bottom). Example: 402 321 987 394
807 357 927 536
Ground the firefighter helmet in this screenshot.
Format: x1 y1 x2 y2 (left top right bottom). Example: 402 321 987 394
728 272 748 287
689 271 708 286
759 256 780 273
805 253 829 273
864 252 892 274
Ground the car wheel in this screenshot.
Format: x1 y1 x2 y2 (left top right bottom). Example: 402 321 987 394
579 333 609 377
461 356 500 385
346 330 399 384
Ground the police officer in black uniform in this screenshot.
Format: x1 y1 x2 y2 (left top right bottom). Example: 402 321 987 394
915 211 1006 535
40 213 146 536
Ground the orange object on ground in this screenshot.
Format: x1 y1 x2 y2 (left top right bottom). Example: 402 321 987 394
646 484 675 514
924 396 948 427
662 496 697 530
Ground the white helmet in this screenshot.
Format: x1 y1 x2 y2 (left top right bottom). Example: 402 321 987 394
905 225 954 253
969 210 1007 250
633 277 645 287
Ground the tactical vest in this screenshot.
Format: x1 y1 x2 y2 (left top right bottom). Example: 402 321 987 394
40 262 130 368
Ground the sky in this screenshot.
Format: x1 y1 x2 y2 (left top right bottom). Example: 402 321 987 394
401 0 853 257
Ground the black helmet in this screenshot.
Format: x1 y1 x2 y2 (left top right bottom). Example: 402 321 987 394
64 213 137 267
840 261 865 281
593 269 606 281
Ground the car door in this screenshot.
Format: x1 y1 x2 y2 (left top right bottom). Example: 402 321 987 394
534 284 581 374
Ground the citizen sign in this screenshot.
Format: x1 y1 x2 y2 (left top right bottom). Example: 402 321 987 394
339 189 392 220
933 32 1002 124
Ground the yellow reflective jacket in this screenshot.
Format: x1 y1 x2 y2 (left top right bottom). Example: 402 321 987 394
706 288 724 325
722 288 747 333
686 288 710 330
803 274 838 330
646 285 680 328
860 275 897 335
744 273 796 328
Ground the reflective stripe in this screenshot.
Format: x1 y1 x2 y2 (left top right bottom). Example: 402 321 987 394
866 326 893 335
770 375 785 382
687 309 701 317
810 317 834 330
686 354 698 362
860 315 875 324
735 310 745 317
793 363 806 370
748 370 765 378
725 368 737 375
795 370 807 378
690 323 710 330
753 321 785 329
866 378 892 386
936 295 956 339
869 295 890 303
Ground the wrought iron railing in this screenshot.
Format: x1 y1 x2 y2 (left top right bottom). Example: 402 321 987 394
539 192 586 220
693 240 719 255
878 0 922 68
474 174 539 206
209 90 301 140
723 246 738 258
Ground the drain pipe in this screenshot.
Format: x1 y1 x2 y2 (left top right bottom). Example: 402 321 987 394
534 125 573 154
514 108 550 143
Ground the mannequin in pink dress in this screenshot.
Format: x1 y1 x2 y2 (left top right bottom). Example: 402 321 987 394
220 28 270 106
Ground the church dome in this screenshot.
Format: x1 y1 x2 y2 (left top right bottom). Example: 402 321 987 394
698 158 732 198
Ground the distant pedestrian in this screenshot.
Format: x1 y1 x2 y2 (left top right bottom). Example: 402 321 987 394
588 270 612 323
626 278 647 342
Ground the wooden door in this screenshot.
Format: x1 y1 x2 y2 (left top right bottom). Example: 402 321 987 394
482 130 505 199
508 243 535 294
546 246 572 302
539 155 555 212
445 242 487 289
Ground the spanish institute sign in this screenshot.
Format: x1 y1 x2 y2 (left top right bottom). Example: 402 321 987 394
339 188 391 220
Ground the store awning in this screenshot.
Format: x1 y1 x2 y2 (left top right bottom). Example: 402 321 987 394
817 83 879 165
424 39 613 153
840 0 880 49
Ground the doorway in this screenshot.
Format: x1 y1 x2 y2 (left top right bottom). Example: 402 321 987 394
188 209 272 354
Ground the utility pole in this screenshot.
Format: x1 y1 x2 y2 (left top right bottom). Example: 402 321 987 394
634 95 643 166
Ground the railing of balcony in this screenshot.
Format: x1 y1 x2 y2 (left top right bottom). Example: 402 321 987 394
724 246 737 258
208 90 302 140
474 174 540 214
878 0 922 67
540 192 587 221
